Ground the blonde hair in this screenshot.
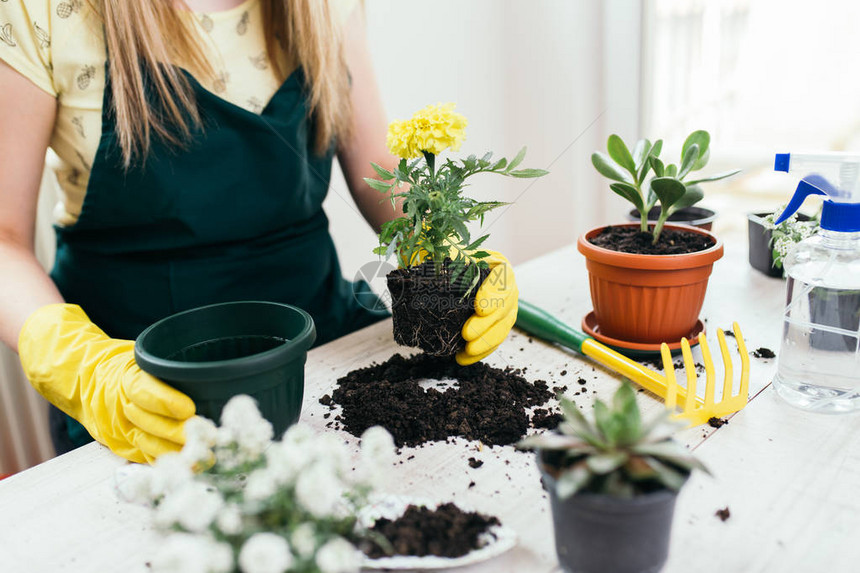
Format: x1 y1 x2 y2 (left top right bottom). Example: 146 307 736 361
98 0 352 167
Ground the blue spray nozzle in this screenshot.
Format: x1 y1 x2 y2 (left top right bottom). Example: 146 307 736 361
774 180 825 225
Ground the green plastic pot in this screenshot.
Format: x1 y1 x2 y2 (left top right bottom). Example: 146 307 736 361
134 301 316 436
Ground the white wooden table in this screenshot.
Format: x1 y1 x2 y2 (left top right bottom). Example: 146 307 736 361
2 237 857 573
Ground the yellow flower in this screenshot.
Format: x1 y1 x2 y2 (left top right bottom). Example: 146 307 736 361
386 103 468 159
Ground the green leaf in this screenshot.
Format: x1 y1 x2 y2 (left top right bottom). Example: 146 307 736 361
612 384 641 444
665 164 678 178
650 139 663 158
650 156 665 178
556 464 591 499
607 134 637 176
364 177 392 193
609 183 645 212
585 451 628 475
694 148 710 171
650 177 687 210
558 398 605 448
684 169 741 185
508 168 549 178
677 143 699 180
632 139 652 171
593 400 617 442
593 152 633 183
465 234 490 252
491 158 508 171
451 219 470 245
517 433 585 451
668 185 704 215
370 162 395 180
682 130 710 171
633 442 710 475
644 457 690 491
507 146 527 172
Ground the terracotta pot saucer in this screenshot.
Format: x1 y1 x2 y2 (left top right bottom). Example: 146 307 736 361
582 311 704 359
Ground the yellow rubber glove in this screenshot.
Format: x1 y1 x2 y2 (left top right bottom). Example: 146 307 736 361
457 250 518 365
18 304 196 464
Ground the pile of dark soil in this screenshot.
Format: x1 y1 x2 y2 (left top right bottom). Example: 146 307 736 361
752 347 776 359
386 260 490 357
589 226 715 255
325 353 553 447
364 503 500 559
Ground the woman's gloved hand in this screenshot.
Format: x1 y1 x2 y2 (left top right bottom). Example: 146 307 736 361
457 250 518 365
18 304 195 464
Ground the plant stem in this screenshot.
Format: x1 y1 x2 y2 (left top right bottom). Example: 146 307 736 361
652 211 669 244
423 151 436 182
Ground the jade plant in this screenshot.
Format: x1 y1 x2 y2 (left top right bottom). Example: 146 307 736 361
518 383 708 498
592 130 740 243
365 103 548 294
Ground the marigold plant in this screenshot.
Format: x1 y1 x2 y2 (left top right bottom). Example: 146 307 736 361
366 103 548 293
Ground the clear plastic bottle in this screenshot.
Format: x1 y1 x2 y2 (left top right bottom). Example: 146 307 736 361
773 229 860 412
771 152 860 412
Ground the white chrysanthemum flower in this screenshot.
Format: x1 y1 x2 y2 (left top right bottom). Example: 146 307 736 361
266 440 313 485
208 541 236 573
245 468 278 502
184 416 218 447
315 433 350 475
151 533 230 573
315 536 362 573
360 426 395 467
155 481 224 533
295 461 344 518
238 532 294 573
221 395 266 431
215 503 243 536
149 452 193 499
211 397 273 469
281 423 315 448
216 396 274 460
115 465 156 505
290 523 317 559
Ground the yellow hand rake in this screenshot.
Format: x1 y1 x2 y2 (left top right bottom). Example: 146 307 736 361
516 300 750 426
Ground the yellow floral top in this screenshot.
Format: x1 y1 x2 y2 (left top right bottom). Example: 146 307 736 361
0 0 356 226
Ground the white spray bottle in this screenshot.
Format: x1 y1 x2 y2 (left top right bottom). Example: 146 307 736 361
772 152 860 412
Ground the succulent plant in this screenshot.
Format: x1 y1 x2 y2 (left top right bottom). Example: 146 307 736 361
518 383 709 499
591 130 740 243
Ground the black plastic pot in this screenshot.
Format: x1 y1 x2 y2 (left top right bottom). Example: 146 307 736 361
627 206 716 231
747 212 781 277
747 212 812 278
134 301 316 436
541 462 680 573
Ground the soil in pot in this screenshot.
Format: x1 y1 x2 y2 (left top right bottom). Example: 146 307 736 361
322 353 554 447
387 259 490 357
588 226 715 255
363 503 501 559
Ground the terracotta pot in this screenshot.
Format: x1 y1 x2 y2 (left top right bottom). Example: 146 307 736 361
577 223 723 343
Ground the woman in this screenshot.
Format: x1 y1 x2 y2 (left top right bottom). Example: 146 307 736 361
0 0 517 464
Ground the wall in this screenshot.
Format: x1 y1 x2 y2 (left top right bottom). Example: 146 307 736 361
325 0 613 281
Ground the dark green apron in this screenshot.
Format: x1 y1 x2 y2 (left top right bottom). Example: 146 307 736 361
48 63 387 452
